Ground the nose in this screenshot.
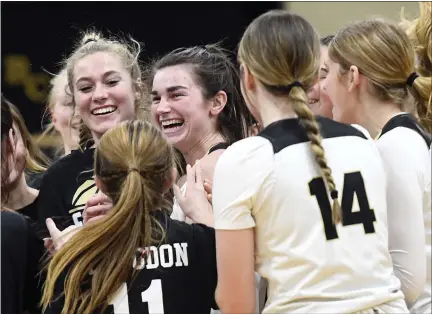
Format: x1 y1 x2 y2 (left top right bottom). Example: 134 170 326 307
155 98 171 115
92 83 108 103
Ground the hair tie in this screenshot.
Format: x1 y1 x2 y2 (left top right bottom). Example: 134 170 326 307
128 168 140 174
406 72 419 86
330 190 339 200
285 81 303 94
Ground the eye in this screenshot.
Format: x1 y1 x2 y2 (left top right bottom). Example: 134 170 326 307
107 79 119 86
151 96 161 104
78 86 92 93
172 93 184 99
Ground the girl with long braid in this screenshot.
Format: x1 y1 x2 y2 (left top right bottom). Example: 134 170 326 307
210 10 408 313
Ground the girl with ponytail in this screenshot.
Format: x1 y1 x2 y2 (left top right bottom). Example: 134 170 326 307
41 120 217 314
211 10 408 313
324 18 430 310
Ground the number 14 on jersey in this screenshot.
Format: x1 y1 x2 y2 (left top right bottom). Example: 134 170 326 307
309 171 377 240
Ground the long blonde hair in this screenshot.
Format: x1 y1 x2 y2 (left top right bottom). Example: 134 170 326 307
329 18 432 133
238 10 342 224
41 120 175 314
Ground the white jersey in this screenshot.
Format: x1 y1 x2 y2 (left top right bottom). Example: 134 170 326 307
213 117 407 313
377 113 431 313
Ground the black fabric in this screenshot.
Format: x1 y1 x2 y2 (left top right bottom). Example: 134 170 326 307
36 148 96 238
1 211 45 314
44 211 217 314
258 116 368 154
208 142 230 154
18 198 39 222
379 113 431 148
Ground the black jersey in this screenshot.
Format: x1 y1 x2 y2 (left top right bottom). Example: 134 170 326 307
18 198 39 222
44 211 217 314
1 211 45 314
36 148 97 237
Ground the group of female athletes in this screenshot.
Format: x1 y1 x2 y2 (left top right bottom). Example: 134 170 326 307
1 3 431 314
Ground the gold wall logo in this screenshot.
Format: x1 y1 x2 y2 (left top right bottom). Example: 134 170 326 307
3 54 50 103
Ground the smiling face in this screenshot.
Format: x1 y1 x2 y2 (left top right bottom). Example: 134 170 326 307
150 64 215 152
322 56 358 123
72 52 136 142
307 46 334 118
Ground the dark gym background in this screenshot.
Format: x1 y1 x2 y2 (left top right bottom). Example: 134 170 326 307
1 1 281 135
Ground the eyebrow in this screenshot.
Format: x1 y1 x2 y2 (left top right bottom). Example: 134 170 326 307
151 85 188 95
75 70 120 85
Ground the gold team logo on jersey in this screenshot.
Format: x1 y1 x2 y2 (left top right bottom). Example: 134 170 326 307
68 177 99 226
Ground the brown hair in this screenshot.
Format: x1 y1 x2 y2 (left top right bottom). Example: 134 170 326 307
1 95 14 205
41 120 174 314
329 18 432 133
64 30 149 150
238 10 342 224
9 102 49 173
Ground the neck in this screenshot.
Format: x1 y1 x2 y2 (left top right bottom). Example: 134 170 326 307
5 175 38 210
359 98 403 139
257 95 297 128
63 143 72 155
182 132 225 166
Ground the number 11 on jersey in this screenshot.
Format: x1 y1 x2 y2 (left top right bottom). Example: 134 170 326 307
110 279 164 314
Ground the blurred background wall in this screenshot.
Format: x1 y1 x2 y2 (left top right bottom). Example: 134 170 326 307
1 1 280 135
284 1 420 37
1 1 420 138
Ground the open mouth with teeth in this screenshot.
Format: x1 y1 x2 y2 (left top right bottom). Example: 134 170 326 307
309 99 319 105
160 119 185 133
91 106 117 116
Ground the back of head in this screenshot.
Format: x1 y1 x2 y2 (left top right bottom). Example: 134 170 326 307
238 10 342 223
151 43 254 145
64 30 149 150
42 120 174 314
329 18 432 133
238 10 320 95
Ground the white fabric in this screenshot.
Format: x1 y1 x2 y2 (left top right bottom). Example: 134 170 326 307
377 127 429 309
213 134 405 313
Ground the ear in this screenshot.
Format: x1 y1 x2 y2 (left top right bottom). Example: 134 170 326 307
240 64 256 91
163 167 177 193
210 90 228 116
347 65 361 92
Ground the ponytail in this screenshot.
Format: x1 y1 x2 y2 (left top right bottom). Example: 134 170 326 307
290 86 342 224
42 120 172 314
408 75 432 133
